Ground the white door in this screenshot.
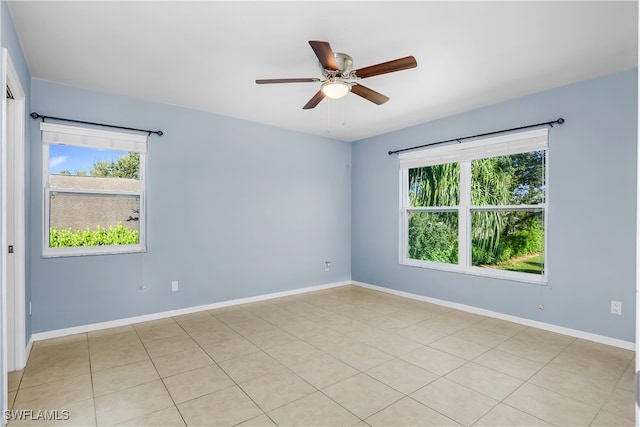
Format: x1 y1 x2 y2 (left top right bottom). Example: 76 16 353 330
636 131 639 425
5 91 15 371
636 29 640 427
2 49 26 374
636 31 640 426
636 93 640 427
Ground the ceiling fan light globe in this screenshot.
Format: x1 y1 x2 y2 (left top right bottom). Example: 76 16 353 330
321 80 350 99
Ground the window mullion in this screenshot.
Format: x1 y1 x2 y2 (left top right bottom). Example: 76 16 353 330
400 168 409 263
49 188 141 197
406 207 459 212
42 144 50 256
459 161 471 267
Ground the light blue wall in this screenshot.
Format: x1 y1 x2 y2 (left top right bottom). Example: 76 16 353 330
352 68 637 342
30 79 351 333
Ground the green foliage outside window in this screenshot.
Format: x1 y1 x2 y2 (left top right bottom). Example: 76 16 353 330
408 212 458 264
49 222 139 247
408 151 545 274
63 152 140 179
90 152 140 179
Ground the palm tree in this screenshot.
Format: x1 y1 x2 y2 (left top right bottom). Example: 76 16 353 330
408 158 510 264
408 163 460 264
471 158 510 262
409 163 459 207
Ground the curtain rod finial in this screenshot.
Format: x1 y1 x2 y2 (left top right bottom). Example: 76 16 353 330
30 112 40 119
557 118 565 124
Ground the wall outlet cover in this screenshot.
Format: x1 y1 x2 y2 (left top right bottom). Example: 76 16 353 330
611 300 622 315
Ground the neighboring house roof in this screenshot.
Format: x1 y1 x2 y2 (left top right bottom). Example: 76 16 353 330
49 175 140 232
50 174 139 192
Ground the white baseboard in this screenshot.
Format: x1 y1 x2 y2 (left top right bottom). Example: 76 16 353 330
30 279 634 352
352 281 635 351
31 280 351 342
24 337 34 365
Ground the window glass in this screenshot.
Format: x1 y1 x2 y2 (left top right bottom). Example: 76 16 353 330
408 163 459 207
408 211 458 264
45 140 144 255
471 210 544 275
471 151 545 206
49 192 140 248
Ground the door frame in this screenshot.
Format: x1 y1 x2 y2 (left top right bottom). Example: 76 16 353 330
1 47 27 376
636 27 640 426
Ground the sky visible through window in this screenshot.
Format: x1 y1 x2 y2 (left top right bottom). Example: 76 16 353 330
49 145 127 175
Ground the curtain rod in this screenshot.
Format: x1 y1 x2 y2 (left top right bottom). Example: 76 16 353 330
30 112 163 136
388 118 564 155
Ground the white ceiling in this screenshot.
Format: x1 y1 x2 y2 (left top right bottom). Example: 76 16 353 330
8 1 638 142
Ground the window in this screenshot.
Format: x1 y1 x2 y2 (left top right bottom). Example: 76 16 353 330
41 123 147 257
400 129 548 283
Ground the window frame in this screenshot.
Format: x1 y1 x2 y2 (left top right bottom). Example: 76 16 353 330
399 128 548 285
41 123 147 258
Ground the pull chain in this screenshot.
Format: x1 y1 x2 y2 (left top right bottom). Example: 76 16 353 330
341 94 347 127
327 98 331 134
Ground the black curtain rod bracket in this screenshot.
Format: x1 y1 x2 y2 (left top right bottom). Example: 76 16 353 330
388 117 564 155
30 112 163 136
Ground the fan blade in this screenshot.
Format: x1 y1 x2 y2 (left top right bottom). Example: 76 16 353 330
256 78 320 84
302 90 326 109
354 56 417 79
309 40 339 71
350 84 389 105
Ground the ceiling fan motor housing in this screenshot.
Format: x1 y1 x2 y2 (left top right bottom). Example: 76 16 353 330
324 52 353 77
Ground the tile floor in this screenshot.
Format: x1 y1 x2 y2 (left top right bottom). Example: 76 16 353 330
6 285 636 426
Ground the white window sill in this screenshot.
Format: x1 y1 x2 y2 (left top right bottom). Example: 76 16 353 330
400 258 547 286
42 244 145 258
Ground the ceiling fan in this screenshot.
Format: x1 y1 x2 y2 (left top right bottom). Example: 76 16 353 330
256 40 417 109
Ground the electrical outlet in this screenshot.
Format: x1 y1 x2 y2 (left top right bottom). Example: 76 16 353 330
171 281 179 292
611 300 622 315
324 261 331 271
